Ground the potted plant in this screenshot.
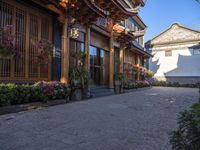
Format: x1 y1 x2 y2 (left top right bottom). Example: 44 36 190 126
114 73 126 94
0 25 20 59
120 73 127 93
69 51 89 101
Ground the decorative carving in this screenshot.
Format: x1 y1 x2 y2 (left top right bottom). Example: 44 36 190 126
151 24 200 45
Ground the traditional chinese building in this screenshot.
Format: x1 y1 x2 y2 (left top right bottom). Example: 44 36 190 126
0 0 151 88
146 23 200 84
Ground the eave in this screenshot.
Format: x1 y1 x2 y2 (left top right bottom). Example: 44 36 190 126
113 24 145 43
94 0 138 23
48 0 108 25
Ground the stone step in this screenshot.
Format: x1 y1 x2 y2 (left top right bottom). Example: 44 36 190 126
90 86 114 98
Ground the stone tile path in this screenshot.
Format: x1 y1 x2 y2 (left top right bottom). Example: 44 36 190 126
0 87 198 150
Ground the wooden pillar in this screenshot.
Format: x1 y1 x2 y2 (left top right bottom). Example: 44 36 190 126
84 27 90 70
60 17 70 83
119 44 124 73
137 55 140 80
109 31 114 88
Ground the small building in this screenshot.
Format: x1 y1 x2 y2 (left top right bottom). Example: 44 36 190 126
145 23 200 84
0 0 151 88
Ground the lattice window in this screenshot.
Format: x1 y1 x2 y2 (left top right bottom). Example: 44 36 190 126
29 14 39 78
40 17 50 79
15 8 26 77
0 0 13 78
0 0 52 82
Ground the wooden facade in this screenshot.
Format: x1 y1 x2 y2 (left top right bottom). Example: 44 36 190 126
0 0 52 82
0 0 151 87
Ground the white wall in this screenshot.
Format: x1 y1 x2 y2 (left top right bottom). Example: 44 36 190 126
149 44 200 78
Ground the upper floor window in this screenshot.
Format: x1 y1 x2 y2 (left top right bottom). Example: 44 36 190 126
193 49 200 55
165 50 172 57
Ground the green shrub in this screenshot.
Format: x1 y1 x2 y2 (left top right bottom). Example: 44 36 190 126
153 81 198 88
0 81 71 107
146 70 154 78
153 81 167 86
170 103 200 150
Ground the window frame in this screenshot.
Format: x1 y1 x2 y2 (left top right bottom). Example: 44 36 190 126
193 49 200 55
165 50 172 57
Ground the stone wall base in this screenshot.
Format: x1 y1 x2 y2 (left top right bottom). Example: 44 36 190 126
154 76 200 84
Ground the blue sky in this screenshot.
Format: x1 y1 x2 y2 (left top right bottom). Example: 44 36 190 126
139 0 200 42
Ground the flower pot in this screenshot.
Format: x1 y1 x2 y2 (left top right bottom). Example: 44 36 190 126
114 80 121 94
114 84 121 94
71 88 82 101
121 86 124 93
115 80 121 86
71 80 79 87
82 86 91 99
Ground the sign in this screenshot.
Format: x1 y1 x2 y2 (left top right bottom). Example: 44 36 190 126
53 47 61 58
95 17 113 32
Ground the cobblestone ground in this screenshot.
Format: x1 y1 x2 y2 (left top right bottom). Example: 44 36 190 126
0 87 198 150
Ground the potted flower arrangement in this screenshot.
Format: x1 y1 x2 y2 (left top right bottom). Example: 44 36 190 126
0 25 20 58
114 73 126 94
33 39 53 65
69 51 89 101
114 73 121 94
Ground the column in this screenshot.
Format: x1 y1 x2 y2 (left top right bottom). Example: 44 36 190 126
84 27 90 70
119 44 124 73
60 17 70 83
137 55 140 80
109 31 114 88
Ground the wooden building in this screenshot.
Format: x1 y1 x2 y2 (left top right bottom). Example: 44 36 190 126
0 0 151 87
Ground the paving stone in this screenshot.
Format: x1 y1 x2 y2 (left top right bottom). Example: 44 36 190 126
0 87 198 150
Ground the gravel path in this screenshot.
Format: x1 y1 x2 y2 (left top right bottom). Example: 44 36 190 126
0 87 198 150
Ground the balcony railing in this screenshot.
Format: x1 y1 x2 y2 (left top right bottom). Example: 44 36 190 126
132 40 144 50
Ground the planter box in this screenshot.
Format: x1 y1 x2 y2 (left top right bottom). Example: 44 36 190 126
0 99 68 115
124 86 152 93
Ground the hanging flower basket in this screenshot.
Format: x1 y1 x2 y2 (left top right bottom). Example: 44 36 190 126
33 39 53 65
0 25 20 59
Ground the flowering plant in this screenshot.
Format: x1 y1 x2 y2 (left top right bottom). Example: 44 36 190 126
145 69 154 78
33 40 53 65
124 80 150 89
33 81 70 100
0 25 19 58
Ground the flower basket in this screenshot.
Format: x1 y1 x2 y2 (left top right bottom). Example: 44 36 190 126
0 25 19 58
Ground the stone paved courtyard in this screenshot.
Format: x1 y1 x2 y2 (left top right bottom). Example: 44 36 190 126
0 87 198 150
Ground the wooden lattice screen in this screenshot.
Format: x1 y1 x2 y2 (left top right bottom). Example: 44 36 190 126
0 0 52 82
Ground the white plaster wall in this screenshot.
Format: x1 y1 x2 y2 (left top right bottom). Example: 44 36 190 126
149 45 200 78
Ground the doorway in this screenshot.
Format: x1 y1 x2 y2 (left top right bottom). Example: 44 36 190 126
89 46 109 86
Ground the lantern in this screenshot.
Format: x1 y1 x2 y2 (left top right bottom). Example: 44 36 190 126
70 28 79 39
